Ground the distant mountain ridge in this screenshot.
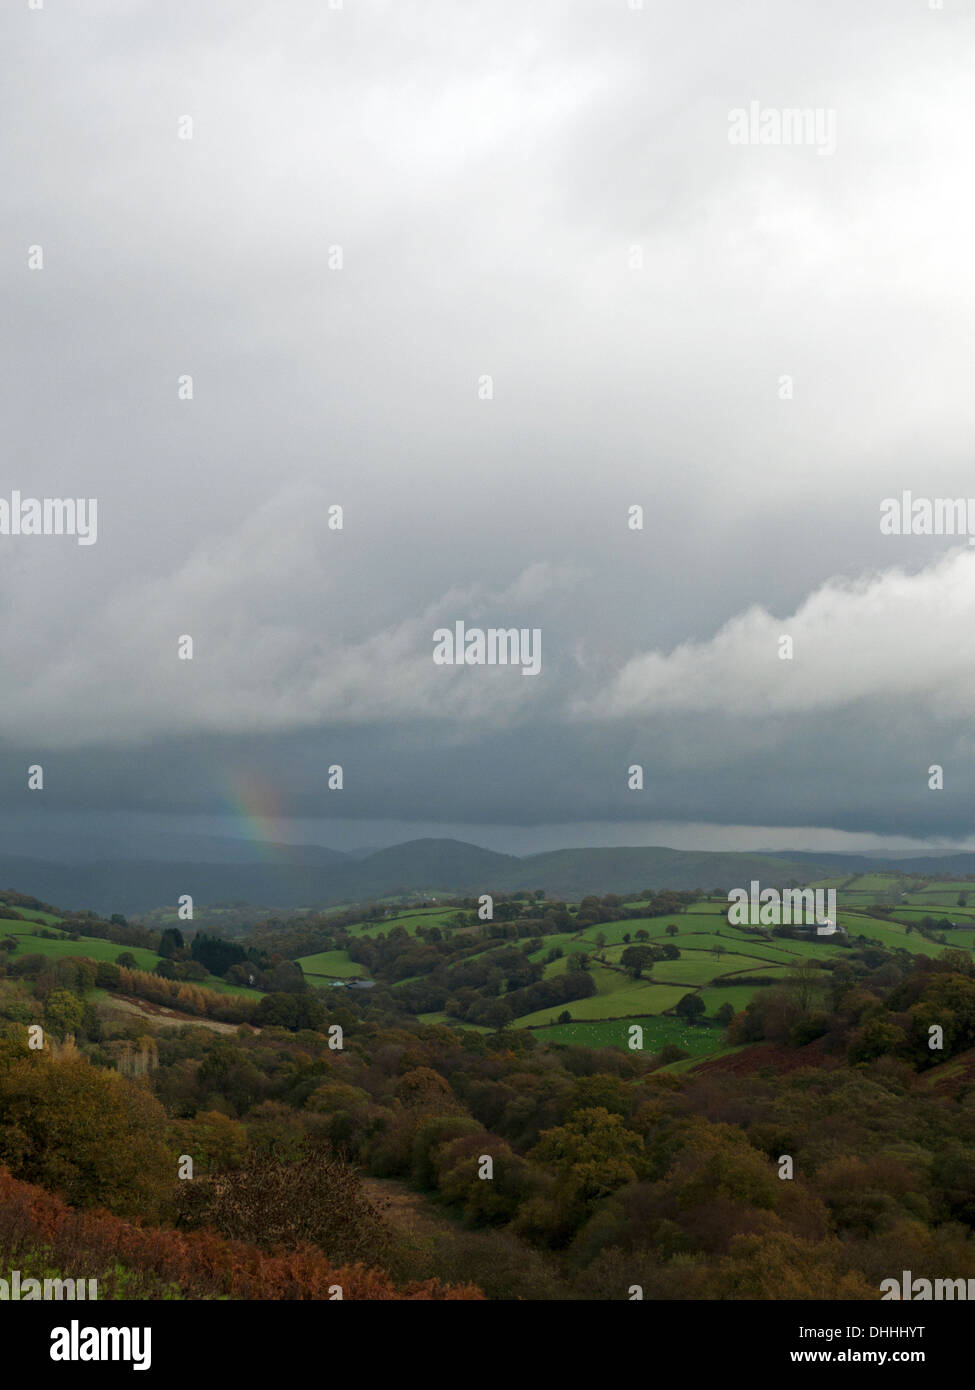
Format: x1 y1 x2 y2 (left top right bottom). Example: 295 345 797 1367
1 836 974 916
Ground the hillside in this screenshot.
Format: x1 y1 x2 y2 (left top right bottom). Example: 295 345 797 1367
6 838 975 916
508 846 842 897
267 870 975 1064
5 869 975 1306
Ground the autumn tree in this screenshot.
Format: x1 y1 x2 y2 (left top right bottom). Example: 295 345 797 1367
0 1052 173 1220
177 1150 390 1266
529 1106 645 1211
44 989 84 1039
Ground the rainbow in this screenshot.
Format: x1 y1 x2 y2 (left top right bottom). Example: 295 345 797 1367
220 773 287 860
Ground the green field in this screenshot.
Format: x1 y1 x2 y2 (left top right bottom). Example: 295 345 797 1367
516 878 975 1046
693 936 808 965
889 905 975 924
836 913 946 956
574 919 674 945
417 1011 492 1033
542 953 585 979
513 982 688 1028
844 873 914 893
344 908 461 939
264 875 975 1060
628 953 786 987
531 1015 725 1054
526 932 584 961
296 949 367 980
697 984 776 1014
1 922 160 970
1 920 261 996
1 906 63 925
188 976 262 997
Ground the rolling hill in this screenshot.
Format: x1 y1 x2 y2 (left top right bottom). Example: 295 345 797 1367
2 838 975 916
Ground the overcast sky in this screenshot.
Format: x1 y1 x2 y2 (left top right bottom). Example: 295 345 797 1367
3 0 975 858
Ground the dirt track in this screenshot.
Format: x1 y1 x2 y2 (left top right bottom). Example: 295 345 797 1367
100 993 245 1034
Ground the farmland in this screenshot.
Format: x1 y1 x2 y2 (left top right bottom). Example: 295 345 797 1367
15 872 966 1063
296 948 368 981
0 913 262 998
284 871 975 1061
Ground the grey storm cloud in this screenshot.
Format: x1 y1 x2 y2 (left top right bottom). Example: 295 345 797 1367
2 0 975 849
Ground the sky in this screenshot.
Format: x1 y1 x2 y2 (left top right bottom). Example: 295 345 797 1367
3 0 975 860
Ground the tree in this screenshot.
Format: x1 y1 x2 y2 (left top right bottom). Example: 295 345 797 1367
483 997 514 1031
437 1134 532 1227
714 1001 735 1026
191 932 249 976
666 924 679 937
0 1052 173 1220
158 927 185 959
116 951 137 968
621 946 654 979
44 989 84 1039
255 991 325 1032
266 960 306 994
785 960 823 1015
635 929 650 942
395 1066 459 1113
529 1107 644 1209
675 993 706 1023
565 1075 632 1120
177 1151 390 1267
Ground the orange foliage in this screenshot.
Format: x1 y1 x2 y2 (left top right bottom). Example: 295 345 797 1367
0 1168 482 1300
115 967 258 1024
